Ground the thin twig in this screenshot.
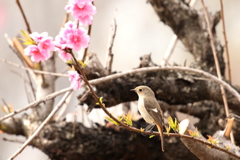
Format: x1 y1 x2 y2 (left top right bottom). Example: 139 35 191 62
23 74 33 104
10 70 31 87
0 59 68 77
2 99 12 114
8 91 72 160
4 34 36 100
1 99 17 127
82 24 92 62
161 35 178 66
62 13 70 28
53 92 73 121
0 87 72 122
12 36 34 68
3 137 25 144
191 76 214 81
10 70 33 103
201 0 233 143
81 2 94 62
219 0 231 83
16 0 31 33
105 18 117 75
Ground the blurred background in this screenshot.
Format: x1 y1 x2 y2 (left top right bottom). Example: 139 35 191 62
0 0 239 159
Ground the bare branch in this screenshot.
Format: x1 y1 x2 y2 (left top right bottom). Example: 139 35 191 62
53 92 73 121
219 0 231 82
1 66 239 125
148 0 225 75
12 36 34 69
81 1 94 62
3 137 25 144
161 35 178 66
10 70 34 103
105 18 117 74
0 87 72 122
160 0 197 66
16 0 31 33
201 0 233 142
61 13 70 28
88 66 240 103
4 34 36 100
0 59 68 77
8 91 72 160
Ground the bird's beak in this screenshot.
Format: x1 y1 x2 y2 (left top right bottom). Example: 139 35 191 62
130 89 135 92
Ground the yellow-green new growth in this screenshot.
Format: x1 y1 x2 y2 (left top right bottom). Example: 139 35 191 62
105 117 119 125
149 135 155 138
165 125 171 136
139 127 145 132
121 112 133 126
188 128 200 138
167 115 179 132
78 60 87 68
96 97 104 107
207 135 218 145
20 30 36 45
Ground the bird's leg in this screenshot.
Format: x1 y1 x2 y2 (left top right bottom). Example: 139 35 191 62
145 123 155 132
141 123 155 136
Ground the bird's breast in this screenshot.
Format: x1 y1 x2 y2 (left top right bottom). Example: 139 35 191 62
138 98 154 123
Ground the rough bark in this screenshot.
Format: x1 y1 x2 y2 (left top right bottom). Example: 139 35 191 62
32 121 198 160
78 69 240 115
148 0 225 75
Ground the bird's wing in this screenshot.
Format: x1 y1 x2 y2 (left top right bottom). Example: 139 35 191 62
144 97 164 127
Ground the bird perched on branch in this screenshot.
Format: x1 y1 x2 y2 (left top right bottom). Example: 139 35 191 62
131 85 165 152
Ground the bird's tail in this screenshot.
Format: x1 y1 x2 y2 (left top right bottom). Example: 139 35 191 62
156 123 164 152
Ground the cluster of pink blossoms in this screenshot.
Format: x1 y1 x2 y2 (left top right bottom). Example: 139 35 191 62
24 32 55 62
24 0 96 90
65 0 96 25
55 21 90 62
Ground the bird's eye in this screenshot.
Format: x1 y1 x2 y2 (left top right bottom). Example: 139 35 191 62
139 89 142 92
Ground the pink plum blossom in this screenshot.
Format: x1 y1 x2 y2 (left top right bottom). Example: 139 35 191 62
24 45 50 62
55 22 89 61
65 0 96 25
55 21 89 53
38 37 55 53
54 35 71 61
58 50 72 61
68 70 81 90
55 35 67 49
65 28 89 51
30 32 48 43
64 20 77 29
24 32 55 62
71 80 81 90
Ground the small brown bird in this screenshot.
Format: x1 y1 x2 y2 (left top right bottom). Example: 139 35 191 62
131 85 165 152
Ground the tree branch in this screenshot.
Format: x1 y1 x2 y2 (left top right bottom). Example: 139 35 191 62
78 66 240 114
0 87 72 122
8 91 72 160
148 0 224 75
16 0 31 33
